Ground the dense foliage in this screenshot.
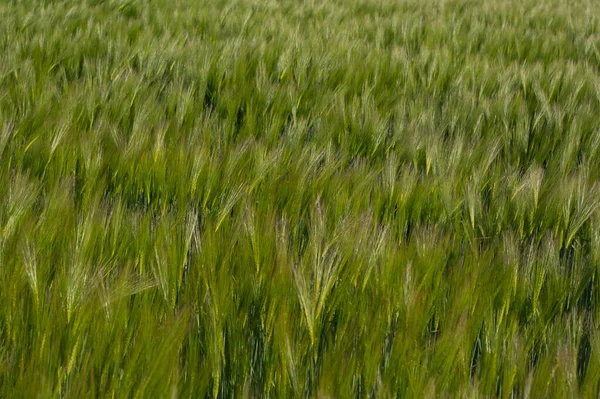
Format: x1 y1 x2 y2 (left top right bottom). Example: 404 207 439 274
2 0 600 396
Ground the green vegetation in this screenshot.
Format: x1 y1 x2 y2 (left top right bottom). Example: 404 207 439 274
2 0 600 396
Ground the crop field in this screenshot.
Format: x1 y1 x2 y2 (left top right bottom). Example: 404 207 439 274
2 0 600 397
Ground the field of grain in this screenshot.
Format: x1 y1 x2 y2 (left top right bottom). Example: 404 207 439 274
2 0 600 396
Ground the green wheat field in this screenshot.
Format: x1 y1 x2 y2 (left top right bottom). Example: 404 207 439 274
2 0 600 397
